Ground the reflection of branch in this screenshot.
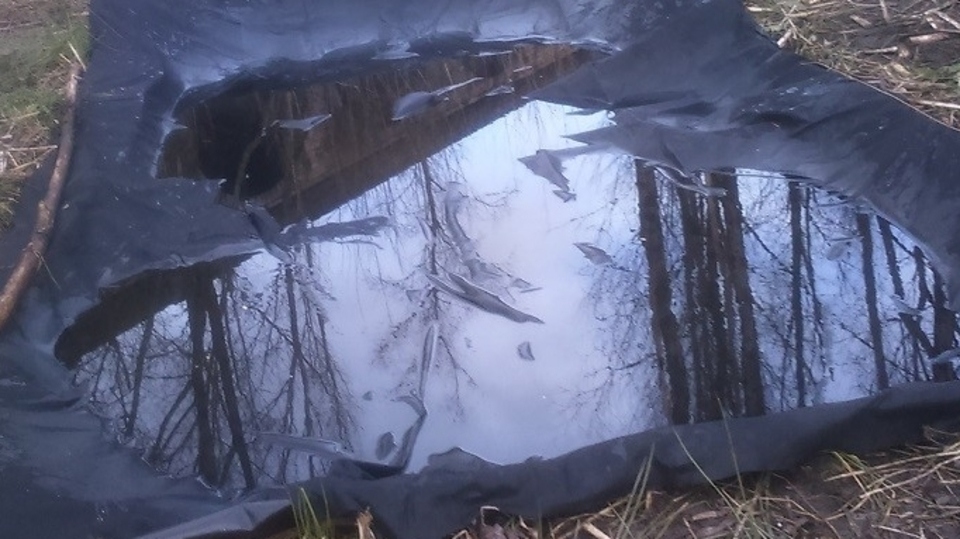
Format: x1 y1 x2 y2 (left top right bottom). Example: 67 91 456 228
836 320 876 350
147 381 193 465
609 353 656 372
232 126 269 201
314 312 352 441
877 218 934 363
439 335 477 394
125 315 155 438
741 219 790 274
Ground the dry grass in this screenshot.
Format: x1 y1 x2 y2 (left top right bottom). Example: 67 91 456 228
746 0 960 127
0 0 88 230
451 429 960 539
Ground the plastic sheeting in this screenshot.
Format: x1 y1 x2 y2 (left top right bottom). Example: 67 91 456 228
2 0 960 537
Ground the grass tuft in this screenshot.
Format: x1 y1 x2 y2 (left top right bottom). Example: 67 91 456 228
291 487 336 539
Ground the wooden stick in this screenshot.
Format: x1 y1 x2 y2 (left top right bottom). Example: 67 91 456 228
0 64 82 331
917 99 960 111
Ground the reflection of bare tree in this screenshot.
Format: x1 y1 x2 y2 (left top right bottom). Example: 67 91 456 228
584 165 960 426
587 166 768 426
69 48 596 484
676 182 737 420
636 165 689 424
789 182 808 405
715 173 764 417
856 213 890 390
932 271 958 382
876 217 939 382
764 184 830 406
674 173 767 421
73 256 358 490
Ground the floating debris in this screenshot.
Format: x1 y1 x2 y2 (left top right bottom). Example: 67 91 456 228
931 348 960 365
257 431 348 459
405 289 424 302
574 242 614 265
511 277 536 290
392 91 441 121
394 393 427 418
422 323 439 373
373 48 419 61
653 166 727 197
825 236 858 261
566 108 604 116
426 272 544 324
519 149 572 192
892 295 922 318
272 113 332 132
517 341 536 361
444 183 532 289
485 84 514 96
375 432 396 460
392 77 484 120
448 273 544 324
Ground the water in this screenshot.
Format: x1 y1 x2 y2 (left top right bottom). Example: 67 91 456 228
55 55 958 493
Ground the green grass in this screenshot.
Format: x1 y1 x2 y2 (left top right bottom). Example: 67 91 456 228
291 487 337 539
0 14 87 121
0 0 88 229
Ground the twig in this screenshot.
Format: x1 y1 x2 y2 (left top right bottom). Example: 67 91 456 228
7 145 57 152
908 32 950 44
581 521 612 539
863 46 899 54
0 64 82 331
777 27 795 48
68 42 87 71
878 0 891 22
916 99 960 111
933 10 960 31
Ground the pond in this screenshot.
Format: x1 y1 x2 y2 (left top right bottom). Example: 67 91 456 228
53 49 958 491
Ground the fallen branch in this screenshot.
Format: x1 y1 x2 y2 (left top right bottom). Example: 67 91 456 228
0 63 82 331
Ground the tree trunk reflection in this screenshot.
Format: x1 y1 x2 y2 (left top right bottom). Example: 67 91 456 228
636 164 689 424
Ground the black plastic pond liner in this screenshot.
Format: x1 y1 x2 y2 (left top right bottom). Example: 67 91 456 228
2 0 960 537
